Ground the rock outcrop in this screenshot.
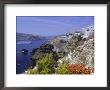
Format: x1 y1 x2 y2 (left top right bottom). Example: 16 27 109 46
50 25 94 69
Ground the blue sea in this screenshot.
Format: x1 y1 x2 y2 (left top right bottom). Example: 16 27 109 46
16 39 50 74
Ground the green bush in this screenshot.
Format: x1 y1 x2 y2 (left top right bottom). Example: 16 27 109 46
25 43 67 74
55 60 69 74
40 68 52 74
37 53 55 74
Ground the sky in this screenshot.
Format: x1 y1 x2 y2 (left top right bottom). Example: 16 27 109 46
16 16 94 36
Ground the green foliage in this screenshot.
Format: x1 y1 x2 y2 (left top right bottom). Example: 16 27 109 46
32 44 55 61
25 43 67 74
26 53 55 74
40 44 54 53
55 60 69 74
40 68 52 74
37 53 55 74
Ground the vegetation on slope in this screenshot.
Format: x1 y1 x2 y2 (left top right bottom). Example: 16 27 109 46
25 25 94 74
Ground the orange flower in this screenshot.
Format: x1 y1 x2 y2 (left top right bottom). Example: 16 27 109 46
68 63 93 74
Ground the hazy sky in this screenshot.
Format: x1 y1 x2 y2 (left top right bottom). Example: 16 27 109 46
16 16 94 36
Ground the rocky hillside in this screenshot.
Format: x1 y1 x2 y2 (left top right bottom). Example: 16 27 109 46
49 25 94 69
25 25 94 74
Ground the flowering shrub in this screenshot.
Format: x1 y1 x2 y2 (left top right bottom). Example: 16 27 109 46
25 61 94 74
68 63 93 74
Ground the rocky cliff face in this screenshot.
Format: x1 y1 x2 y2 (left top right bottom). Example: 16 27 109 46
49 25 94 69
67 38 94 68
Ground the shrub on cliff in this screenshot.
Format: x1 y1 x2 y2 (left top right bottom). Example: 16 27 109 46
37 53 55 74
55 60 69 74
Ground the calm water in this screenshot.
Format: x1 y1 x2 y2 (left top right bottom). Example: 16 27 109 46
16 39 50 74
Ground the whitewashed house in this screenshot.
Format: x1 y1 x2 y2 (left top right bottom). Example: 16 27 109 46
82 25 94 39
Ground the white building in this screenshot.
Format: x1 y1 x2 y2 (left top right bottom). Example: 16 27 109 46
82 25 94 39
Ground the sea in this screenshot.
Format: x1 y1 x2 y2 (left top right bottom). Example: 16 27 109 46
16 39 51 74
